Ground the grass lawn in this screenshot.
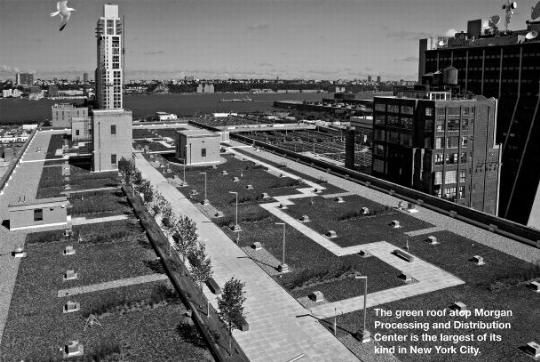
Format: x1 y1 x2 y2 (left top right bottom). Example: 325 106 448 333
0 281 211 361
26 219 144 245
133 128 158 139
284 195 433 247
322 231 540 362
36 162 65 198
232 147 346 194
69 189 132 218
45 133 65 159
153 128 186 139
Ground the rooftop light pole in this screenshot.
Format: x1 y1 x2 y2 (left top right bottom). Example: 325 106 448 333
182 144 188 187
354 274 371 343
228 191 241 240
200 171 208 205
275 222 289 273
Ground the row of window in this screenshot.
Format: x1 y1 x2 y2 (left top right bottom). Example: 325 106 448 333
433 185 466 200
434 170 467 185
374 104 414 114
434 152 467 165
434 136 468 149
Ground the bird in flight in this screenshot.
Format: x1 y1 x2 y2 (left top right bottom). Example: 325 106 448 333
50 1 76 31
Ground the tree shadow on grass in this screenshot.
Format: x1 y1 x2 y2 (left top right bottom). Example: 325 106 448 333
176 322 207 348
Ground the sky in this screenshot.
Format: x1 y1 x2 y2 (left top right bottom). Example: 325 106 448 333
0 0 536 80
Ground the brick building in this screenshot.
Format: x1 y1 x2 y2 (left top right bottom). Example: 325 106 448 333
372 90 501 215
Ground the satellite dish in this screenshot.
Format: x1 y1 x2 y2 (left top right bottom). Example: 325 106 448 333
532 1 540 20
525 30 539 39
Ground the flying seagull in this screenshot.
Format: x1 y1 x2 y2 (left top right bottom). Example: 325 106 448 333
50 1 76 31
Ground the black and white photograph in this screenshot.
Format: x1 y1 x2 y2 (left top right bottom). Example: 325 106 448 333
0 0 539 361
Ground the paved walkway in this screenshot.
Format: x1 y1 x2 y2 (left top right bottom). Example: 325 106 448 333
57 273 168 297
71 214 129 226
309 241 464 318
231 143 540 264
404 226 446 237
135 153 358 362
62 186 120 195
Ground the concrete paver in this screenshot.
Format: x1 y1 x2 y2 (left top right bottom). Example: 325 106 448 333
71 214 129 226
135 153 358 362
57 273 168 297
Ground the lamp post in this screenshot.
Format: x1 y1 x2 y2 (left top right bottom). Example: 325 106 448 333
182 144 188 187
228 191 241 238
354 274 371 342
200 171 208 205
275 222 289 273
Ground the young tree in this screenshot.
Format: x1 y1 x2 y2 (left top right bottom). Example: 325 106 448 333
218 277 246 354
138 180 153 204
172 216 198 266
188 241 213 288
118 157 134 185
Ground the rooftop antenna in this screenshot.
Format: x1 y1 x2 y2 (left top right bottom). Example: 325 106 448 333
502 0 518 32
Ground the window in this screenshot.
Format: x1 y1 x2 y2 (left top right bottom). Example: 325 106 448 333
461 136 468 147
434 154 444 165
374 129 386 141
111 125 116 135
111 154 117 165
447 136 459 148
447 107 460 117
201 148 206 157
425 108 433 117
435 108 446 118
400 133 412 146
443 186 457 200
374 103 386 112
458 186 465 199
446 153 458 164
388 105 399 113
434 171 442 185
401 105 414 115
447 120 460 131
459 170 466 183
460 152 467 162
435 121 445 132
374 115 385 126
75 130 80 136
373 159 385 173
374 144 385 156
435 137 444 149
445 170 457 184
34 208 43 222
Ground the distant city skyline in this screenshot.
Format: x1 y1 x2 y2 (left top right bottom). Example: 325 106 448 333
0 0 536 81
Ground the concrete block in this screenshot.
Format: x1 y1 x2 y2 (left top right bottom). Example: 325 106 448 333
450 301 467 312
300 215 311 223
527 281 540 292
361 207 370 215
64 340 84 358
63 301 80 314
308 291 324 303
63 245 76 256
246 184 254 190
252 242 262 250
334 196 345 203
325 230 337 238
358 250 372 258
426 235 439 245
221 170 228 176
260 192 270 199
523 341 540 359
470 255 485 266
390 220 401 228
398 273 414 284
63 270 78 281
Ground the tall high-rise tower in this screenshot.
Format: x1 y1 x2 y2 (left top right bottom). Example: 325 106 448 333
95 4 123 110
91 4 132 172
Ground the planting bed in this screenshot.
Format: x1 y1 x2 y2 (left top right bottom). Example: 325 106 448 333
152 128 186 139
323 231 540 362
232 147 345 194
36 162 65 198
1 281 211 361
69 189 132 218
285 195 433 247
45 133 65 159
133 128 158 139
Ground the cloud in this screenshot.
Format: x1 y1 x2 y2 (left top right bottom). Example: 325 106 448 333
247 23 270 31
394 56 419 63
386 30 433 41
0 65 20 73
258 62 274 67
445 28 458 37
144 50 165 55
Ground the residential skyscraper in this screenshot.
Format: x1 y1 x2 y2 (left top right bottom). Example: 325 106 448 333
95 4 123 110
15 73 33 86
